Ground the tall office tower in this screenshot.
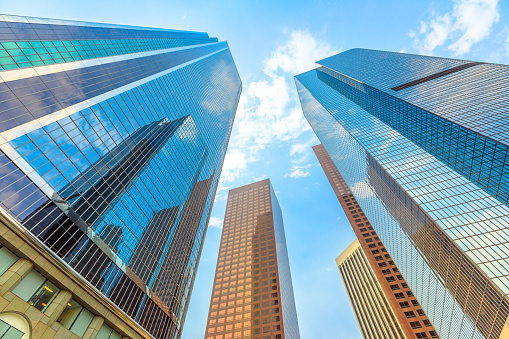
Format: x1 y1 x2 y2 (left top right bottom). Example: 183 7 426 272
205 179 300 339
336 239 406 339
314 144 439 338
0 14 241 339
296 49 509 339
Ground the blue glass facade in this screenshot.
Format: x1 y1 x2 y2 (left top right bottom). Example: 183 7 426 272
296 49 509 339
0 14 241 339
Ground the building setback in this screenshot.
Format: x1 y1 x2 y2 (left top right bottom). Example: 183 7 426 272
0 14 241 339
205 179 300 339
296 49 509 339
315 144 439 339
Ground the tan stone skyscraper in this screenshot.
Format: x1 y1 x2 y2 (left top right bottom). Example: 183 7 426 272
205 179 300 339
336 239 406 339
314 144 439 339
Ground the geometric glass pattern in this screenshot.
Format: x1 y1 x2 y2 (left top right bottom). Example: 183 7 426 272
297 49 509 339
0 14 241 339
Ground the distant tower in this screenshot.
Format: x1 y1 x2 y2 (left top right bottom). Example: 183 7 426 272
205 179 300 339
315 144 439 339
336 239 405 339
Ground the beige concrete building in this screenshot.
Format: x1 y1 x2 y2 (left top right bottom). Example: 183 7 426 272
0 211 149 338
337 239 405 339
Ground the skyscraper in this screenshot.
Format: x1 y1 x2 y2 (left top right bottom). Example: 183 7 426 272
314 144 439 338
336 239 406 339
205 179 300 339
0 14 241 339
296 49 509 339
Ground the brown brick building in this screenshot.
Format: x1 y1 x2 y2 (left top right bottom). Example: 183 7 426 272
314 144 439 339
205 179 299 339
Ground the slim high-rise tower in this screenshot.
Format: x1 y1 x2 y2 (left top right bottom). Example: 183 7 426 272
314 144 439 338
0 14 241 339
205 179 300 339
296 49 509 339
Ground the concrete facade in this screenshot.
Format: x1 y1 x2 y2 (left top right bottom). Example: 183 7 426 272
0 209 149 339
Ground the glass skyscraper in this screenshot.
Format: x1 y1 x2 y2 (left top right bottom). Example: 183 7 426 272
0 14 241 339
314 144 439 338
296 49 509 339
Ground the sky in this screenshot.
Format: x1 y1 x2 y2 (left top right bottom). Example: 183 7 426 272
2 0 509 338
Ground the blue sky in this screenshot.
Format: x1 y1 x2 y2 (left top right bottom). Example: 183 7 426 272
2 0 509 338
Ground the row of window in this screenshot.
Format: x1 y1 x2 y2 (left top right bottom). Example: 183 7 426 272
342 194 440 339
0 245 122 339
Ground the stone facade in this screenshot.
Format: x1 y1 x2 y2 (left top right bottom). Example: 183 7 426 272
0 210 149 339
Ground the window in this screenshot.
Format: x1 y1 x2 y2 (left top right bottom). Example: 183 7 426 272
12 270 60 312
399 301 410 308
97 323 122 339
410 321 422 329
0 246 18 276
394 292 404 299
390 284 400 291
416 332 428 338
401 282 409 288
430 330 439 338
386 277 396 283
57 299 94 337
423 319 432 327
406 291 414 297
412 300 420 307
0 318 24 339
404 311 416 318
417 309 425 316
381 269 391 275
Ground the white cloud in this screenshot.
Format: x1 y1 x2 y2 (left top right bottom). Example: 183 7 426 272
221 149 247 183
411 0 500 55
220 30 336 184
416 13 453 55
264 30 338 76
285 164 311 179
208 217 223 228
290 137 318 156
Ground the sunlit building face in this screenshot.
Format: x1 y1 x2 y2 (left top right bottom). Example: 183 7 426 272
205 179 300 339
297 49 509 339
